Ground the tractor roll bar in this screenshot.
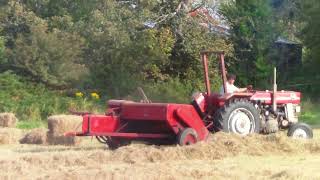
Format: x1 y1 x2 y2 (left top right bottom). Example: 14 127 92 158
200 51 228 95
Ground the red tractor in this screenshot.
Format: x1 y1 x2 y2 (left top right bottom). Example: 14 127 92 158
66 51 313 149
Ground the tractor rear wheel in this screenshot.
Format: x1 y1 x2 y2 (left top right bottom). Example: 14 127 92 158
177 128 198 146
214 99 260 135
287 123 313 139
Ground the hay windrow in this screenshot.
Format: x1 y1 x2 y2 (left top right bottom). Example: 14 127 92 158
1 132 319 164
0 113 17 128
0 132 320 179
20 128 48 145
106 132 320 163
47 115 83 146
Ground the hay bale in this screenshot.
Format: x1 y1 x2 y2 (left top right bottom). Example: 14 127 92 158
47 115 82 146
0 113 17 128
0 128 23 144
20 128 48 144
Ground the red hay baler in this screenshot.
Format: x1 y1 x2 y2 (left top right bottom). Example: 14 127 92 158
66 51 313 149
66 100 209 148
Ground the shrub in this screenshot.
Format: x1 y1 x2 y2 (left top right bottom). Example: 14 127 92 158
0 71 103 128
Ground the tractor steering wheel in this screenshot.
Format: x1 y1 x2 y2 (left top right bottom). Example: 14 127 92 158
246 85 253 92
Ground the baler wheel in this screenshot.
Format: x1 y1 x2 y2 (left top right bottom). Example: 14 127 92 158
214 99 260 135
287 123 313 139
177 128 198 146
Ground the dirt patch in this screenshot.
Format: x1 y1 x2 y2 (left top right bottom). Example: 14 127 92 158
20 128 48 145
0 113 17 128
47 115 82 146
0 128 23 144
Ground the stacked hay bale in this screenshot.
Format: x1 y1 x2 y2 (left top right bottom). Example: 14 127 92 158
20 128 48 144
47 115 83 145
0 113 17 128
0 128 23 144
0 113 22 144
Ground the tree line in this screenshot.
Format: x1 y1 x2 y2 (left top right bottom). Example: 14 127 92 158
0 0 319 101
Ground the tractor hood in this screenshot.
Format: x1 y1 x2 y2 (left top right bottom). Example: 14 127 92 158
250 90 301 105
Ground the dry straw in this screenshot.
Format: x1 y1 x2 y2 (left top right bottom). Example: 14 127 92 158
0 113 17 128
47 115 83 146
20 128 48 144
0 128 23 144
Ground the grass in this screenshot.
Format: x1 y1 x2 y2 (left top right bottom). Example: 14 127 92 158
1 70 319 130
16 120 47 129
300 99 320 125
0 71 104 129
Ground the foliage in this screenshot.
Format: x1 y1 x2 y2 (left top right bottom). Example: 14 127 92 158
0 71 103 125
0 0 319 127
0 2 87 88
220 0 279 88
272 0 320 96
298 0 320 95
0 36 5 63
16 120 47 129
301 1 320 64
300 99 320 125
142 78 197 104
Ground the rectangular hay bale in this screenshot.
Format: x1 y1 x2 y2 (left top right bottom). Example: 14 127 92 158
47 115 83 145
0 128 23 144
0 113 17 128
20 128 48 145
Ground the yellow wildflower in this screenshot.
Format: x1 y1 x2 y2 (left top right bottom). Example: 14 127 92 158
91 92 100 99
75 92 84 98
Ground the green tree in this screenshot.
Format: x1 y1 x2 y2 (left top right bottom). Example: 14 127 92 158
0 37 5 64
81 1 233 97
301 0 320 65
298 0 320 95
0 2 86 88
220 0 278 88
271 0 302 40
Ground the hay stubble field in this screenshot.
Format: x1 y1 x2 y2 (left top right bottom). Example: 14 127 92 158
1 130 320 180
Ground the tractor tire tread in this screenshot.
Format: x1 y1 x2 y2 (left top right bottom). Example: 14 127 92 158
287 122 313 139
214 98 260 133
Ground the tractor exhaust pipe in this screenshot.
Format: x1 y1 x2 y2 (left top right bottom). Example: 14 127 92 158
272 67 277 113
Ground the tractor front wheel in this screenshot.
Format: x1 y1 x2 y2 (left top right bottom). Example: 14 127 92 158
214 99 260 135
287 123 313 139
177 128 198 146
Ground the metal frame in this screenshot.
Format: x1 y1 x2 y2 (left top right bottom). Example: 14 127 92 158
200 50 228 94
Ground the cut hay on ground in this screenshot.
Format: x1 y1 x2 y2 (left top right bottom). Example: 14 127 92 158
106 132 320 163
20 128 48 145
0 128 23 144
47 115 82 146
0 113 17 128
0 132 320 179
